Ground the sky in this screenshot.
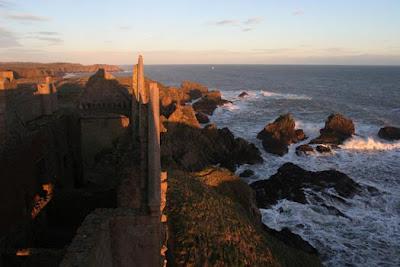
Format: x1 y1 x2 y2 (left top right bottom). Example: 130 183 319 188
0 0 400 65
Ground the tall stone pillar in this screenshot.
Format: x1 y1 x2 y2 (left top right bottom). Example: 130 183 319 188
131 64 139 140
147 82 161 217
137 55 148 190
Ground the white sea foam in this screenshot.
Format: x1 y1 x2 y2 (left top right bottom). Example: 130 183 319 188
341 137 400 151
261 90 312 100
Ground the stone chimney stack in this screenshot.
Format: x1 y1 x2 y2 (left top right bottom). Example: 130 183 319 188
37 76 58 115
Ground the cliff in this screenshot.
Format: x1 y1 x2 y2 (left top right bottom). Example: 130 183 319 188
166 167 322 267
0 62 122 78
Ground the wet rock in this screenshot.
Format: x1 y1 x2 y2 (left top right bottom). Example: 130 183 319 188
310 113 355 145
295 129 307 141
378 126 400 141
296 144 314 156
262 225 319 256
195 112 210 124
250 162 361 207
192 92 230 115
316 145 331 153
257 114 304 156
238 91 249 98
204 123 217 130
239 169 255 178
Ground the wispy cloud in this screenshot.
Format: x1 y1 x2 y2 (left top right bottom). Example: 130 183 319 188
36 31 59 36
7 13 50 21
0 0 12 9
292 9 304 16
243 17 263 25
34 36 63 45
213 19 239 26
0 27 20 47
210 17 263 32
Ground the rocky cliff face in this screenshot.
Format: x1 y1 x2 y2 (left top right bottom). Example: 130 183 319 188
167 168 322 267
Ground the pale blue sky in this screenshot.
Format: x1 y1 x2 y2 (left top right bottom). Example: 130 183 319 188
0 0 399 64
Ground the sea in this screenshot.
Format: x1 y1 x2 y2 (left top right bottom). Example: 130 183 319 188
123 65 400 266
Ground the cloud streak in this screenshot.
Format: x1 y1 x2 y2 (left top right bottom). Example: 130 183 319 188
211 17 263 32
243 17 263 25
0 27 20 47
7 13 50 21
214 19 238 26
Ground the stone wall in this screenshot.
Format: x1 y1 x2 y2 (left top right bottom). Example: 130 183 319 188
0 111 83 249
60 209 160 267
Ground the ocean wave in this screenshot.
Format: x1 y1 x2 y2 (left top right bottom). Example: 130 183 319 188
341 137 400 151
261 90 312 100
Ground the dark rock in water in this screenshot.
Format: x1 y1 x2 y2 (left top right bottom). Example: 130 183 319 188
316 145 331 153
296 144 314 156
378 126 400 141
310 113 355 145
204 123 217 130
250 162 361 207
239 169 255 178
195 112 210 124
295 129 307 141
192 91 230 115
262 225 319 256
238 91 249 98
321 204 350 220
257 114 304 156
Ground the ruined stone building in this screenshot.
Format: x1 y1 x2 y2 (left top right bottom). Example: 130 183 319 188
0 56 165 267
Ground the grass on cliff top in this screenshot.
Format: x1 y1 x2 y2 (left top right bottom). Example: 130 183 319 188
166 167 322 267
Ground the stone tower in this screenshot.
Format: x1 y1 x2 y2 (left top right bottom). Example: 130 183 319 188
37 76 58 115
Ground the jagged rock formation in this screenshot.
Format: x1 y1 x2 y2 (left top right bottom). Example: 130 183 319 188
257 114 307 156
250 162 361 207
310 113 355 145
296 144 314 156
378 126 400 141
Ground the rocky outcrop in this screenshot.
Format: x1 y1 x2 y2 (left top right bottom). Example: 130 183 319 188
238 91 249 98
295 144 314 156
257 114 306 156
316 145 331 153
250 162 361 207
162 122 263 172
378 126 400 141
167 168 322 267
310 113 355 145
195 112 210 124
192 91 230 115
165 105 200 128
181 80 209 101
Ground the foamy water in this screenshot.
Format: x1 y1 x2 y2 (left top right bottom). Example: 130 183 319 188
142 65 400 267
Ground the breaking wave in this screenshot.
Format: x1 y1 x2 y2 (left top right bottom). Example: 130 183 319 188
261 90 312 100
341 137 400 151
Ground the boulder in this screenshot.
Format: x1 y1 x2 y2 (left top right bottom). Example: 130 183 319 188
378 126 400 141
295 144 314 156
239 169 255 178
238 91 249 98
295 129 307 141
192 93 230 115
250 162 360 207
195 112 210 124
257 114 304 156
310 113 355 145
181 80 209 101
316 145 331 153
